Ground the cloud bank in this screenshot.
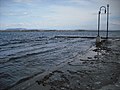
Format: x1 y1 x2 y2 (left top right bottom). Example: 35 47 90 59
0 0 120 30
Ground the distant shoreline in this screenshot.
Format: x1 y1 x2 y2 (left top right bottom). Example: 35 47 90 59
0 30 120 32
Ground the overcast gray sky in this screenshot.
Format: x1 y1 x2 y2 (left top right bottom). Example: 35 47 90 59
0 0 120 30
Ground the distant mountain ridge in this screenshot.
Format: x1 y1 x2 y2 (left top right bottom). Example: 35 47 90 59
6 28 27 30
0 28 119 32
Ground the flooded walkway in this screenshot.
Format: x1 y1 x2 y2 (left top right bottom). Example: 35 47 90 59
10 39 120 90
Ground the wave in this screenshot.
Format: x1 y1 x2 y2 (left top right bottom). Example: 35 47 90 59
0 36 49 47
1 69 45 90
0 46 64 64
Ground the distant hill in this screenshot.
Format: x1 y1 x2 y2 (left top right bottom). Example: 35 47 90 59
1 28 86 32
6 28 27 30
0 28 119 32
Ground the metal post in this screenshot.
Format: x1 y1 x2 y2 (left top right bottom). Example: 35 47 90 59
98 11 100 36
106 4 109 39
96 5 107 46
97 6 106 37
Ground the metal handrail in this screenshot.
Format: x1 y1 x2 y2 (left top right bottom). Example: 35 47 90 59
97 4 109 39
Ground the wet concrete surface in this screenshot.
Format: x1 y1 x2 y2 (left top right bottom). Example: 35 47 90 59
35 39 120 90
10 39 120 90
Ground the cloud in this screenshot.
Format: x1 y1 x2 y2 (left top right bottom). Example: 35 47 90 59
0 23 30 27
43 5 96 25
13 0 33 3
0 4 97 29
12 0 36 6
1 11 29 16
67 0 99 8
110 20 120 26
0 0 120 30
69 0 94 4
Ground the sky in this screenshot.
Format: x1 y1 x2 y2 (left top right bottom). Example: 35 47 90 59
0 0 120 30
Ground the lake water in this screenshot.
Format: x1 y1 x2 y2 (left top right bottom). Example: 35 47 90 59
0 31 120 90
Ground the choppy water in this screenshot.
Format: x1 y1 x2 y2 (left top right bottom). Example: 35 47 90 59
0 31 120 90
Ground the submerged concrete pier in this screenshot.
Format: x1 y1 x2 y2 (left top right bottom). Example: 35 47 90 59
54 35 120 39
10 39 120 90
